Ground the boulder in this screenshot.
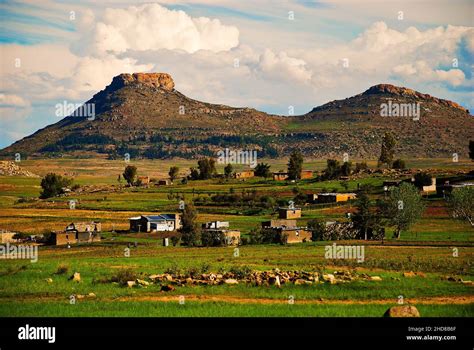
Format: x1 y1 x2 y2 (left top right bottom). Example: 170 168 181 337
136 279 150 286
224 278 239 285
322 274 336 284
384 305 420 317
370 276 382 281
70 272 81 282
161 285 175 292
45 278 53 283
127 281 136 288
403 271 416 278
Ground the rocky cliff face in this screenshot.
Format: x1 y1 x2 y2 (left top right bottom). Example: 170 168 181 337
109 73 175 91
363 84 468 113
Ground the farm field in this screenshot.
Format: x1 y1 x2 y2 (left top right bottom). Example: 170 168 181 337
0 158 472 317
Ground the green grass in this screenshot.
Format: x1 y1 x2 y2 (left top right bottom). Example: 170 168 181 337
0 301 471 317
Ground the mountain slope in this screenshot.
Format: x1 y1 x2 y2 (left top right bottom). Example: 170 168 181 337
1 74 472 159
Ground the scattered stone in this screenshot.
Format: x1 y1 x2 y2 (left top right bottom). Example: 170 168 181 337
70 272 81 282
88 292 96 298
127 281 136 288
224 278 239 285
45 278 53 283
384 305 420 317
161 285 175 292
403 271 416 278
136 279 150 286
370 276 382 281
322 274 336 284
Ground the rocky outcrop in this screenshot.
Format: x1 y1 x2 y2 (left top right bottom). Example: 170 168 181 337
0 161 38 177
384 305 420 317
364 84 469 113
109 73 175 91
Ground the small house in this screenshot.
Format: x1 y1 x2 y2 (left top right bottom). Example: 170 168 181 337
201 221 241 246
278 207 301 219
307 193 357 204
157 179 171 186
129 214 182 233
234 170 255 179
66 222 101 234
261 219 297 229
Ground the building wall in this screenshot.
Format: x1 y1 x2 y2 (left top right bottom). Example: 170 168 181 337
55 233 77 246
235 171 254 179
283 229 312 243
335 194 357 202
0 232 17 243
279 208 301 219
300 170 313 179
224 231 241 245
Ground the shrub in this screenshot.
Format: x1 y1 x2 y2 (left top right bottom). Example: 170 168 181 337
40 173 73 199
392 159 406 170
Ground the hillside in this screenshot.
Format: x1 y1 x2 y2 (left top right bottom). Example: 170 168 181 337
1 73 472 159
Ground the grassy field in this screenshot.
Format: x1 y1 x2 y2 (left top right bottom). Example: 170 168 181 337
0 158 472 317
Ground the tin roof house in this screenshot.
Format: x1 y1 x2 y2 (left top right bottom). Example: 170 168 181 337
129 214 182 233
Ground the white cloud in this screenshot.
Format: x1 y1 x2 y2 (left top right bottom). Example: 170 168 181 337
76 3 239 56
0 94 30 108
256 49 312 84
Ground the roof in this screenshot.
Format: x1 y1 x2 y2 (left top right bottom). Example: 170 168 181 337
317 192 357 196
143 214 177 221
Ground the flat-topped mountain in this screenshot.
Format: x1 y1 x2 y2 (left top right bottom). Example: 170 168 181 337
1 74 472 159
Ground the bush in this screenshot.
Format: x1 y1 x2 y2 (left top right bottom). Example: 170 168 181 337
355 162 368 173
40 173 73 199
392 159 406 170
229 265 252 279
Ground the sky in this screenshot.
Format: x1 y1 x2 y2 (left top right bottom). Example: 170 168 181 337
0 0 473 148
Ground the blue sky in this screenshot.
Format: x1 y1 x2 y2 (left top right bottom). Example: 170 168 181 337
0 0 473 148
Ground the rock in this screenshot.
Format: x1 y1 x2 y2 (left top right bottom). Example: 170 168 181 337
111 73 175 91
461 280 473 285
136 279 150 286
161 285 175 292
370 276 382 281
164 274 173 281
403 271 416 278
274 275 281 288
70 272 81 282
294 279 308 285
45 278 53 283
149 274 161 280
322 274 336 284
127 281 136 288
185 277 193 285
88 293 96 298
0 161 38 177
384 305 420 317
224 278 239 285
76 294 85 299
416 272 426 278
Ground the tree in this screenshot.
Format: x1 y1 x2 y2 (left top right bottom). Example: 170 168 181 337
178 203 200 246
378 132 396 167
123 165 137 186
224 163 233 178
189 167 200 180
307 218 326 241
323 159 341 180
197 158 216 179
340 161 352 176
355 162 368 173
287 150 303 180
413 172 432 189
447 186 473 227
381 182 424 239
392 159 406 170
168 166 179 182
469 140 474 160
254 163 271 178
352 191 383 240
40 173 72 199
